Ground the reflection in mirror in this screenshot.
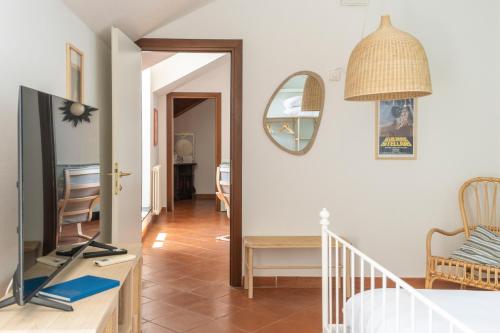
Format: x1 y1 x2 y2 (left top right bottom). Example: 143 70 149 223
52 96 100 248
20 87 99 285
21 87 48 271
263 72 325 155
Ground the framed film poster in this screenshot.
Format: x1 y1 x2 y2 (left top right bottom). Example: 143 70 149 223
375 98 417 160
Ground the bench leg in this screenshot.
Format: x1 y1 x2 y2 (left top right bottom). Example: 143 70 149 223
248 247 254 299
244 246 249 290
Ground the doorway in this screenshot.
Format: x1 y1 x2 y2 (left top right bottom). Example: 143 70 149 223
137 38 242 287
166 92 222 212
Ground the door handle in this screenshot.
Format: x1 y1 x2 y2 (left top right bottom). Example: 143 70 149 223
107 163 131 195
106 171 132 177
119 171 132 177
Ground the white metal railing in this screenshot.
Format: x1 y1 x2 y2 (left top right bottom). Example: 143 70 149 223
320 208 476 333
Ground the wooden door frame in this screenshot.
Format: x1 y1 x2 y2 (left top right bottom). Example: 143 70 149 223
136 38 243 287
166 92 222 212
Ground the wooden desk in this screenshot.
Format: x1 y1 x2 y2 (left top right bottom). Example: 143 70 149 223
244 236 350 299
0 243 142 333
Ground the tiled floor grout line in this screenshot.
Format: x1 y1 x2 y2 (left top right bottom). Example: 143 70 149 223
141 200 322 333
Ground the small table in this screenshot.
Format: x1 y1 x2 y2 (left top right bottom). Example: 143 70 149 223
244 236 351 298
174 163 197 200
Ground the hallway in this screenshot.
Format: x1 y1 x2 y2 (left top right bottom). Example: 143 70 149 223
141 199 322 333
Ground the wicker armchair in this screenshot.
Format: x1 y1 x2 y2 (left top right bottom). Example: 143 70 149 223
426 177 500 290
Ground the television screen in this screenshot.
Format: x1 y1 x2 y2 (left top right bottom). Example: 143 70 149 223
19 86 100 303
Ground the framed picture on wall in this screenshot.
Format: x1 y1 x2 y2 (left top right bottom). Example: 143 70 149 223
153 108 158 146
66 43 84 103
174 133 195 163
375 98 417 160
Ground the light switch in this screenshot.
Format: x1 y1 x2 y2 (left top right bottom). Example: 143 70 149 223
329 68 344 82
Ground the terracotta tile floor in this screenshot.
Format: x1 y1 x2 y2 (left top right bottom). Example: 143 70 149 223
141 199 322 333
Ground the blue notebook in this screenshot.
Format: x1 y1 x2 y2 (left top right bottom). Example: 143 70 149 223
39 275 120 302
24 276 49 296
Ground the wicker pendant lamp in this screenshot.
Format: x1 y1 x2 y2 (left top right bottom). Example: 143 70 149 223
302 76 322 111
344 15 432 101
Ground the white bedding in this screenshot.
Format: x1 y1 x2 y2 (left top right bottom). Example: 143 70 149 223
343 289 500 333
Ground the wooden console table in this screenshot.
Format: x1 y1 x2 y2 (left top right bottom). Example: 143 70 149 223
244 236 350 299
0 243 142 333
174 163 197 200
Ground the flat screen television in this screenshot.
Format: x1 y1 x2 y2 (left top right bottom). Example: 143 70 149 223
0 86 110 311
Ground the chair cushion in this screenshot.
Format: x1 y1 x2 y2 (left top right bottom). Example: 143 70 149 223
450 226 500 267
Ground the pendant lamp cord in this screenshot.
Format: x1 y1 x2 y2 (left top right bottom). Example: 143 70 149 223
361 0 388 39
360 2 370 39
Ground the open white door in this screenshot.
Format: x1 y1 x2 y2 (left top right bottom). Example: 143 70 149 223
111 27 142 243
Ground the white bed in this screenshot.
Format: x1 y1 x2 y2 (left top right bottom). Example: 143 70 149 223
344 289 500 333
320 208 500 333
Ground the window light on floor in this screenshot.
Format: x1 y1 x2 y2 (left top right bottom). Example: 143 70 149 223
156 232 167 241
151 232 168 248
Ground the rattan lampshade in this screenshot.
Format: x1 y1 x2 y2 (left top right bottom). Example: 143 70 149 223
344 15 432 101
302 76 322 111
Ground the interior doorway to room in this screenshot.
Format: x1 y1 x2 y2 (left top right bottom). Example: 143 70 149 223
137 38 242 287
166 92 222 213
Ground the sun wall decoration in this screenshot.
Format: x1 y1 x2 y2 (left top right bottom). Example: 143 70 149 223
59 100 97 127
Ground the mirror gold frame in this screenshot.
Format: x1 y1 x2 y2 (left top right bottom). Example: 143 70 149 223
263 71 325 155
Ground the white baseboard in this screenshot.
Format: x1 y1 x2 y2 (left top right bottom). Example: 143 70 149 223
141 213 152 235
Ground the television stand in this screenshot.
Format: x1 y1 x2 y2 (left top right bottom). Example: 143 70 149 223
56 240 117 257
30 295 73 311
0 291 72 312
0 244 142 332
0 297 15 309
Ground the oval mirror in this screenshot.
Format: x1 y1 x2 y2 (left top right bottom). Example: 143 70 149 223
263 71 325 155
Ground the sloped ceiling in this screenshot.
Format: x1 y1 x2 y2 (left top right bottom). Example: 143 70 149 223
62 0 213 43
142 51 175 70
173 98 207 118
151 53 228 96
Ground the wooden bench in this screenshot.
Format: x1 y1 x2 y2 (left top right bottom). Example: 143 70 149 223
244 236 351 298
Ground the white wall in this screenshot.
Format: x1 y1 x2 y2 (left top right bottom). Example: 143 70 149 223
148 0 500 276
0 0 110 290
142 69 152 208
174 99 216 194
152 53 226 94
142 67 162 211
53 97 100 165
157 55 231 207
142 66 160 170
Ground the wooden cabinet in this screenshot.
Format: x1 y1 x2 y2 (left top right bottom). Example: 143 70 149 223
174 163 197 200
0 244 142 333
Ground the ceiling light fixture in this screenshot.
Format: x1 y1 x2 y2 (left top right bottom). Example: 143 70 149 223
344 15 432 101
